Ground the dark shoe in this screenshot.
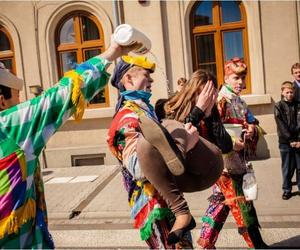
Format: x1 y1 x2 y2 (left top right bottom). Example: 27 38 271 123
247 225 269 249
139 115 185 176
175 232 194 249
282 192 292 200
167 217 196 245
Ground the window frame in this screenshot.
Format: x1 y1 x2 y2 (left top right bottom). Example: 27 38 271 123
55 11 109 108
0 26 16 74
190 1 251 94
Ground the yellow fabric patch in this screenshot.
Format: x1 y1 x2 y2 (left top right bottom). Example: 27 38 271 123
123 101 146 117
0 199 36 239
16 150 26 181
122 55 155 73
64 70 85 121
143 183 156 197
130 190 139 208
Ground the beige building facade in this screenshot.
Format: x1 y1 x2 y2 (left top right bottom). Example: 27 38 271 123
0 0 299 167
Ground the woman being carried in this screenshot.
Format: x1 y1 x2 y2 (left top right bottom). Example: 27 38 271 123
137 70 231 245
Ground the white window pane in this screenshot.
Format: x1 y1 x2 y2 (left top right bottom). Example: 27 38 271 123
223 31 244 61
60 18 75 44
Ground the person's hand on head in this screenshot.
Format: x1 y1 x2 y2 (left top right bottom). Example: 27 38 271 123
196 80 215 112
205 87 217 117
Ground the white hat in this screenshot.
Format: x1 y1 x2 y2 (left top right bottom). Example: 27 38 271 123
0 62 23 91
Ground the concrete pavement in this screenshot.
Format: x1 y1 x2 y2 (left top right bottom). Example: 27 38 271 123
43 158 300 249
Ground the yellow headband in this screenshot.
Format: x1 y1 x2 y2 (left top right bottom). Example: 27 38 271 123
122 55 156 73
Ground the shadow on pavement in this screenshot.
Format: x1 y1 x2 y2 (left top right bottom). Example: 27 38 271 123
42 170 53 176
270 235 300 249
291 191 300 197
254 134 270 160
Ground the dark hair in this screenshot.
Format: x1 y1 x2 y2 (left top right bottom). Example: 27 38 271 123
155 98 168 122
0 85 12 99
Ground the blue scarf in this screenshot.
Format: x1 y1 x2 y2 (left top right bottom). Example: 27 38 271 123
120 90 154 110
114 90 157 120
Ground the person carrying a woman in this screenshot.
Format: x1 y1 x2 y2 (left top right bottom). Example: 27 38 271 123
107 52 227 248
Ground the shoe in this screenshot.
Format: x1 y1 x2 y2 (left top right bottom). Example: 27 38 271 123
282 192 292 200
167 217 196 245
247 225 269 249
139 115 186 176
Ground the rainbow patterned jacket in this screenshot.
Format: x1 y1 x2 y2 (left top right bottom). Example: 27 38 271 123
0 56 110 248
107 100 173 241
217 84 256 126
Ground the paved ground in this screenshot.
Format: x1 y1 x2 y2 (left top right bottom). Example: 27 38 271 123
43 158 300 249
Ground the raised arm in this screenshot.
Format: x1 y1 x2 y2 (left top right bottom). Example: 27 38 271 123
0 40 137 158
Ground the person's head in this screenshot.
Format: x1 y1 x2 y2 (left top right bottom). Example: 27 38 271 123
224 57 247 95
0 62 23 111
291 63 300 82
111 55 155 93
281 81 294 102
164 69 217 122
177 77 187 92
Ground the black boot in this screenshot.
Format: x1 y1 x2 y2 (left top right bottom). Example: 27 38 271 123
247 225 269 249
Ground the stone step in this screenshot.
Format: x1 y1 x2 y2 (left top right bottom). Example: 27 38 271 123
48 214 300 227
49 214 300 248
50 226 300 249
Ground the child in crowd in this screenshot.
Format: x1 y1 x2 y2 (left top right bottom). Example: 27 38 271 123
291 63 300 101
274 81 300 200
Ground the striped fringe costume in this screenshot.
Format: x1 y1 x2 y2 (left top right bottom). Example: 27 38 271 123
198 84 264 249
0 56 110 248
107 100 193 249
198 173 260 249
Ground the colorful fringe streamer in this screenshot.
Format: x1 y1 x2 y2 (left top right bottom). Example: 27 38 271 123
64 70 85 121
140 207 174 240
0 199 36 239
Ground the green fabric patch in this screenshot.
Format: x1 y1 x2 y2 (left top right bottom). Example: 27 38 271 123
140 207 174 240
0 169 9 195
0 137 19 158
202 216 223 232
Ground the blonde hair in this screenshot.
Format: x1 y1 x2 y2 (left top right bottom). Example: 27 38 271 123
165 70 216 122
281 81 294 92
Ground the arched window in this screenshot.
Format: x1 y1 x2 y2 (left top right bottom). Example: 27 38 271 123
0 26 16 74
190 1 251 93
55 11 109 107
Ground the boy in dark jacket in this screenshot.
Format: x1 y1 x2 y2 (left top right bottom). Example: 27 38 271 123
274 81 300 200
